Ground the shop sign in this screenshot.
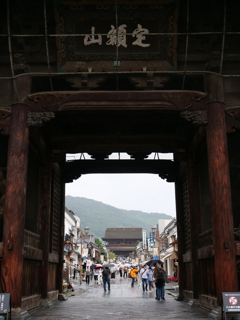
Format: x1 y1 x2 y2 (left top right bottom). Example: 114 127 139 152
222 292 240 319
0 293 10 319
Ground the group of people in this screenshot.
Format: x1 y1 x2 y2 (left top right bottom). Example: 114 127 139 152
83 263 168 300
86 266 112 292
129 263 167 300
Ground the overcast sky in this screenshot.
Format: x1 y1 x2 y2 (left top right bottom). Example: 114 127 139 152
65 153 176 217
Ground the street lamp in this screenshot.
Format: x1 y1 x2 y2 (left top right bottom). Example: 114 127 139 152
151 225 157 234
80 227 90 285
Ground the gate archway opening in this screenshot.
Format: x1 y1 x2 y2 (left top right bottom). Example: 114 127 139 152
1 0 240 317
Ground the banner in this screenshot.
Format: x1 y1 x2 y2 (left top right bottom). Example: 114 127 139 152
142 229 147 249
150 232 154 244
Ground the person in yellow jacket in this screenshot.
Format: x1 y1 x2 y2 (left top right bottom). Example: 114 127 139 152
129 266 139 287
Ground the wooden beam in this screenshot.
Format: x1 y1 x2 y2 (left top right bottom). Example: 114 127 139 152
51 134 186 154
23 247 42 260
64 159 176 182
206 101 238 305
1 103 29 309
23 90 207 112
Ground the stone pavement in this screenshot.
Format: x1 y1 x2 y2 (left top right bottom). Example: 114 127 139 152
29 276 210 320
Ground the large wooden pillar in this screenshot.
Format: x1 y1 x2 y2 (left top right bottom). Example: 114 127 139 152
39 149 52 300
187 147 201 302
1 103 29 308
57 173 65 299
174 160 185 301
206 101 238 304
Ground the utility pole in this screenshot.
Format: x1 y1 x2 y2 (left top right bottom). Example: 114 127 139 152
80 226 89 285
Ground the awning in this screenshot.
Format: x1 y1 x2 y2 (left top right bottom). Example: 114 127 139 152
170 252 178 260
108 247 135 251
161 252 178 260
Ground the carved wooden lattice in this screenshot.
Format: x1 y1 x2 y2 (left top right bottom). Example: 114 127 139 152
51 168 61 254
24 229 41 250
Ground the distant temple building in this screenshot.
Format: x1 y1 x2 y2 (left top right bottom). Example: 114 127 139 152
103 228 142 256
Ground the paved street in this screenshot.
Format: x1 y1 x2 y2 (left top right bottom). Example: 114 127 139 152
30 276 210 319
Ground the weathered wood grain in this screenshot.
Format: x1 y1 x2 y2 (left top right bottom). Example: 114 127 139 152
206 101 238 304
1 103 29 308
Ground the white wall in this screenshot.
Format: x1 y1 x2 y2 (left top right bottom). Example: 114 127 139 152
157 219 172 233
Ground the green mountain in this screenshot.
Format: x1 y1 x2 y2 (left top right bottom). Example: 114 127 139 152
65 196 173 238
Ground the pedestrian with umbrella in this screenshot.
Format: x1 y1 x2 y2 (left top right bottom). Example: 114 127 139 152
102 263 115 268
119 267 123 279
123 266 128 278
153 262 167 301
147 267 154 292
93 265 103 285
145 259 163 268
102 266 111 292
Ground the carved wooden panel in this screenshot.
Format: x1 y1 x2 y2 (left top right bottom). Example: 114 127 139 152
198 229 213 248
48 263 57 292
24 229 41 249
22 259 41 297
51 166 61 254
184 262 192 291
198 257 216 297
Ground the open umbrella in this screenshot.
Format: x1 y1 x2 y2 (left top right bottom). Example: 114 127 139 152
93 264 103 269
145 259 163 268
103 263 115 268
141 260 149 266
90 264 96 270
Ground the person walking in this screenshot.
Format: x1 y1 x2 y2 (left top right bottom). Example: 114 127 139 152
98 269 103 286
85 267 90 285
119 267 123 279
129 266 138 287
140 265 149 292
94 268 99 284
147 267 154 292
153 263 167 300
102 266 111 292
123 267 128 278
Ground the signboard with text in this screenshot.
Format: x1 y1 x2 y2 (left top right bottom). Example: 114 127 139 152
0 293 10 319
55 0 179 72
142 229 147 249
150 232 154 244
222 292 240 319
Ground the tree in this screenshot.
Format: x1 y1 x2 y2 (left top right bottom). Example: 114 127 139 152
95 237 108 261
108 251 117 261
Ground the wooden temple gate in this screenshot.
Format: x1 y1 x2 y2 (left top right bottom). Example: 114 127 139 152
0 0 240 319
